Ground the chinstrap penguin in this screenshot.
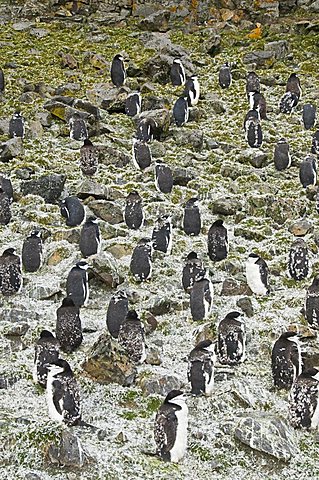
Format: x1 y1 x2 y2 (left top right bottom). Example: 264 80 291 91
66 260 89 307
33 330 60 388
124 191 144 230
245 253 269 295
188 340 216 396
22 230 43 272
106 290 129 338
0 248 22 295
271 331 302 389
56 297 83 353
130 238 152 282
217 311 246 365
118 310 146 363
79 216 101 258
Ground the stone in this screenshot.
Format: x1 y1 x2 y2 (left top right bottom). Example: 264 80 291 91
3 322 29 336
91 252 123 288
29 28 49 38
87 200 123 224
249 152 268 168
106 244 132 259
82 333 137 386
266 197 304 225
28 120 43 139
243 51 275 68
138 374 181 396
28 278 61 300
0 376 18 389
0 137 24 161
46 430 89 468
1 308 40 323
36 111 52 127
204 30 222 56
234 415 297 462
264 40 289 59
204 93 226 114
60 52 78 69
137 109 171 139
172 167 194 186
88 53 109 69
55 83 81 96
145 347 162 365
138 32 189 59
221 278 251 296
309 0 319 12
100 86 130 113
236 297 254 317
210 197 239 215
173 129 204 151
78 180 120 201
289 218 313 236
98 145 130 168
20 174 66 203
140 10 170 32
148 297 172 316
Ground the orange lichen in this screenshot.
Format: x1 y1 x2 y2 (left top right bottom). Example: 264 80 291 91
247 23 262 39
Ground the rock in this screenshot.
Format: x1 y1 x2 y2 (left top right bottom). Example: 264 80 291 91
0 376 18 389
148 297 172 316
145 347 162 365
172 167 195 186
3 322 29 336
46 430 89 468
138 374 181 396
236 297 254 317
264 40 289 59
249 152 268 168
140 10 170 32
91 252 123 288
234 415 297 462
106 243 132 259
287 323 316 338
137 109 170 139
144 312 158 334
28 278 61 300
98 145 130 168
36 111 52 127
221 278 251 296
243 51 275 68
289 218 313 236
20 174 66 203
144 53 175 84
88 53 109 69
204 29 222 56
0 137 24 161
87 200 123 224
60 52 78 69
204 93 226 114
1 308 40 323
78 180 120 201
138 32 189 59
173 129 204 151
82 333 137 385
309 0 319 12
231 381 257 408
30 28 49 39
210 197 239 215
28 120 43 139
19 91 40 104
100 86 129 113
55 83 81 96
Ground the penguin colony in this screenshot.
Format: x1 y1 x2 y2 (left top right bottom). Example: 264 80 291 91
1 24 319 475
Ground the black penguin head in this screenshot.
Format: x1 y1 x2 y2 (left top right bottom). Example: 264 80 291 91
280 331 298 340
115 290 127 300
2 247 16 257
137 237 151 246
47 359 73 376
173 58 182 65
76 260 89 270
194 339 215 352
212 219 224 228
194 270 206 282
126 310 139 321
302 368 319 380
126 191 141 203
226 311 242 320
247 253 260 263
187 251 198 261
185 197 198 208
83 139 93 147
39 329 55 340
164 390 185 403
87 216 98 224
113 53 124 62
30 229 41 238
62 297 76 308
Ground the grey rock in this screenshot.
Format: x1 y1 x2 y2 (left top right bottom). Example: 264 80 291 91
19 91 40 104
78 179 121 201
0 137 24 161
98 145 130 168
205 93 226 114
0 376 18 389
20 174 66 203
28 120 43 139
264 40 289 59
140 10 170 32
236 297 254 317
46 430 89 468
204 30 222 57
12 21 33 31
88 200 123 224
1 308 40 323
289 218 313 236
173 129 204 151
137 109 171 139
145 347 162 365
309 0 319 12
138 374 181 396
221 278 251 296
249 152 268 168
28 279 61 300
138 32 189 59
55 83 81 96
210 197 239 215
36 111 52 127
148 297 172 316
24 474 42 480
243 51 275 68
0 118 10 135
91 252 123 288
234 415 297 462
29 28 49 38
173 167 194 186
3 322 29 336
100 86 130 113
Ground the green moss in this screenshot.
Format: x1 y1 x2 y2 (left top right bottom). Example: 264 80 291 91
189 441 212 461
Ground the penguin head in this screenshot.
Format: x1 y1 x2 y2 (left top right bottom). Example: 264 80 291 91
30 229 41 238
115 290 127 300
195 339 216 353
303 368 319 381
282 331 299 341
187 251 198 261
125 310 139 321
46 359 72 377
2 247 16 257
212 219 224 228
164 390 186 404
173 58 182 65
76 260 89 270
39 329 55 340
83 138 93 147
62 297 76 308
87 216 98 224
247 253 260 263
185 197 199 208
113 53 124 62
226 311 242 320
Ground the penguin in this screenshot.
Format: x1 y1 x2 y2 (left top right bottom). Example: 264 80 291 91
80 139 98 176
218 63 232 89
190 273 214 321
244 108 260 127
302 104 316 130
106 290 129 338
0 186 11 225
274 138 291 171
183 198 201 236
132 138 152 170
207 219 228 262
69 113 88 141
152 215 172 254
60 196 85 227
312 130 319 156
245 253 269 295
299 155 317 188
0 175 13 203
182 252 205 293
286 72 302 100
183 75 200 106
305 276 319 327
248 91 267 120
33 330 60 388
124 191 144 230
79 216 101 258
245 111 263 148
125 92 141 117
187 340 216 396
170 59 186 86
56 297 83 353
22 230 43 272
155 161 173 194
173 96 189 127
288 238 309 281
9 111 25 138
136 117 157 142
154 390 188 463
118 310 146 363
46 359 81 426
217 311 246 365
130 238 152 282
0 68 4 93
246 71 260 98
0 248 22 295
66 261 89 307
111 54 126 87
289 368 319 429
271 331 302 390
279 91 299 114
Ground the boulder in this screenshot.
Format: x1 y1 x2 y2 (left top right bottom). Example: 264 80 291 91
140 10 171 32
221 278 251 296
87 200 124 224
210 197 239 215
91 251 123 288
20 174 66 203
138 374 181 396
264 40 289 59
243 51 275 68
46 430 89 468
0 137 24 161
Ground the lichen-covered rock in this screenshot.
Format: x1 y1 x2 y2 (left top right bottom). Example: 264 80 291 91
140 10 170 32
221 278 251 296
78 179 121 201
82 333 137 386
243 51 275 68
236 297 254 317
46 430 89 468
100 86 130 113
289 218 313 236
138 374 181 396
264 40 289 59
210 197 240 215
87 200 124 224
0 137 24 161
20 174 66 203
91 252 123 288
173 129 204 151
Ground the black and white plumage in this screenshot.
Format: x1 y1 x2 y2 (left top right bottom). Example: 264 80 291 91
46 359 81 426
288 238 309 281
0 175 13 203
249 91 267 120
9 111 25 138
33 330 60 388
69 113 88 141
279 91 299 114
245 111 263 148
79 216 101 258
0 68 4 93
190 274 214 321
188 340 216 396
170 59 186 86
132 138 152 170
111 54 126 87
173 97 189 127
136 117 157 142
124 191 144 230
245 253 269 295
56 297 83 353
289 368 319 429
60 196 85 227
155 161 173 194
0 186 11 225
183 198 201 236
218 63 232 89
207 219 228 262
130 238 152 282
218 311 246 365
312 130 319 156
302 104 316 130
244 108 260 127
66 261 89 307
271 331 302 390
118 310 146 363
125 92 141 117
305 276 319 327
274 138 291 171
183 75 200 106
182 252 205 293
154 390 188 463
286 72 302 100
299 155 317 188
106 290 129 338
246 71 260 98
80 139 98 176
0 248 22 295
152 215 172 254
22 230 43 272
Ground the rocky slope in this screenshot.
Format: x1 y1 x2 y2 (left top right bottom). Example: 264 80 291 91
0 4 319 480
